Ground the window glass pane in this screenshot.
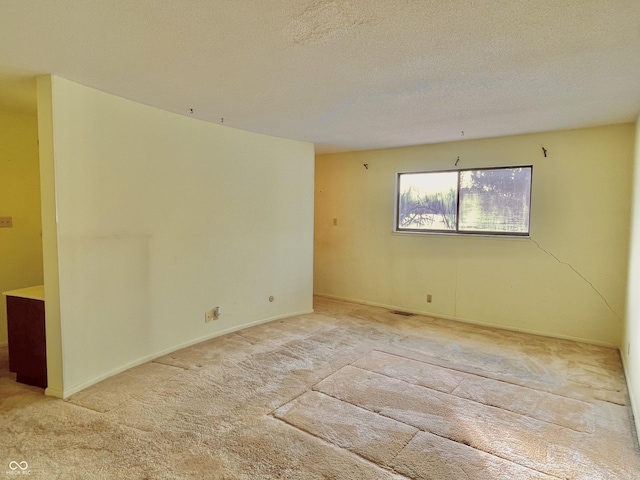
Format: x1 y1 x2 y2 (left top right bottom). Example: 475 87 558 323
398 171 458 230
458 167 531 233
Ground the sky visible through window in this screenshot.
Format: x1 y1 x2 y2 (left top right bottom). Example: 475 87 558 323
397 166 532 235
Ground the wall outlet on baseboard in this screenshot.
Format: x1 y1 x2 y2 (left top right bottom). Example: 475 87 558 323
426 294 432 303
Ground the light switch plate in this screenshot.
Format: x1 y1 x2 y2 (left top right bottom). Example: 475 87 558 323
0 217 12 228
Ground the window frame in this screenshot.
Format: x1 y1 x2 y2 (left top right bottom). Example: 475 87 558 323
394 165 533 237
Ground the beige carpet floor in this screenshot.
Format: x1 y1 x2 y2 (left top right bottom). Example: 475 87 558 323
1 297 639 479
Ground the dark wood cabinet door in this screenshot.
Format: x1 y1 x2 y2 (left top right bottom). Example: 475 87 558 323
6 296 47 388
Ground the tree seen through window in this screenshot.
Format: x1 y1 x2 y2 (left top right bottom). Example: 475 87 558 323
397 166 532 235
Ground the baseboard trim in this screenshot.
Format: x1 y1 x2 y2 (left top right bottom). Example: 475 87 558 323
45 386 64 398
0 341 7 348
314 292 618 349
620 353 640 445
60 309 315 399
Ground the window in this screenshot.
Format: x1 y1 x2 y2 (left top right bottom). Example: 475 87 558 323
396 166 532 236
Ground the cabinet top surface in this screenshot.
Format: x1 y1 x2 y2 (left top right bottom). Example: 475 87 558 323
3 285 45 301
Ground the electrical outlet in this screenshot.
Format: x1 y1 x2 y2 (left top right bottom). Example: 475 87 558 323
0 217 12 228
205 307 220 323
426 294 432 303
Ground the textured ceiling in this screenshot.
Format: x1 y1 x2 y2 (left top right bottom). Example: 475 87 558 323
0 0 638 153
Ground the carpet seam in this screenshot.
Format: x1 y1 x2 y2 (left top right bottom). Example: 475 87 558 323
268 414 415 480
151 359 191 370
347 363 595 435
65 367 186 414
268 356 365 414
386 429 420 468
315 373 563 479
373 347 606 405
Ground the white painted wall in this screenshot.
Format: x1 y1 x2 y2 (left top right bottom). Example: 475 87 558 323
45 76 314 396
315 124 634 346
0 111 43 344
623 116 640 440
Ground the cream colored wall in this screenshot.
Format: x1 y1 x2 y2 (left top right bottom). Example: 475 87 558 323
0 110 43 345
36 75 64 396
47 76 314 396
315 124 634 346
623 116 640 440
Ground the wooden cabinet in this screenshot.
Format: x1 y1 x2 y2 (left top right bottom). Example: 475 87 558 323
4 286 47 389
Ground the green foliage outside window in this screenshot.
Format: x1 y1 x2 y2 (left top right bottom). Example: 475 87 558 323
396 166 532 235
